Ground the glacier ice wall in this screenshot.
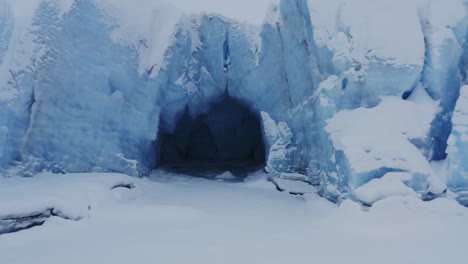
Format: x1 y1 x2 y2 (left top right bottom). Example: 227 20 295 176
0 3 13 65
419 2 468 162
6 1 161 175
155 0 322 173
448 85 468 205
0 0 467 204
305 0 467 202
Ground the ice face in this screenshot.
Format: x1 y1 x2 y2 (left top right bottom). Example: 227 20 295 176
0 0 321 176
420 1 468 161
0 3 13 65
305 0 467 202
156 0 321 174
15 1 160 175
0 0 467 205
448 85 468 205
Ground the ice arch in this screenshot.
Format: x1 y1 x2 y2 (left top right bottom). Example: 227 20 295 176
156 96 266 176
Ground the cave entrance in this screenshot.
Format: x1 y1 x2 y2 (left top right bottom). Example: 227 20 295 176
157 96 266 179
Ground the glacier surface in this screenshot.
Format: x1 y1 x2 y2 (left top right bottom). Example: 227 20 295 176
0 0 467 205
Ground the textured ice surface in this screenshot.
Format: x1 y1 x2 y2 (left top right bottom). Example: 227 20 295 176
0 0 467 205
0 3 13 65
448 85 468 205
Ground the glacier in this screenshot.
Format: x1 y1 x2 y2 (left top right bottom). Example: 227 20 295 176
448 85 468 205
0 0 467 206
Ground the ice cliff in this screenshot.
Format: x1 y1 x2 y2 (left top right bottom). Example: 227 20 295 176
0 0 467 205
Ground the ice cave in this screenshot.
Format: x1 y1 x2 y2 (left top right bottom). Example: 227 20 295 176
157 95 266 176
0 0 467 206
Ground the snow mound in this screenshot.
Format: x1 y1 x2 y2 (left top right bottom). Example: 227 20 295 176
215 171 237 180
0 173 138 221
326 96 442 192
354 172 420 205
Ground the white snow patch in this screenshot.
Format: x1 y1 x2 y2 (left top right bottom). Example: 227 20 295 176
93 0 182 77
168 0 272 26
0 172 138 220
354 172 420 205
326 96 437 174
326 96 444 192
215 171 237 180
309 0 425 67
94 0 272 77
0 172 467 264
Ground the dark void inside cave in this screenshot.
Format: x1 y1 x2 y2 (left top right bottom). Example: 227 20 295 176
157 96 266 178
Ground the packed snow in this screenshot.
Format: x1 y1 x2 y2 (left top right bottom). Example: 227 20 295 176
354 172 420 205
1 172 467 264
326 96 442 193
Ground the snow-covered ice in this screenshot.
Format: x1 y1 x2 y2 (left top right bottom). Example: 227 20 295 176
1 172 467 264
354 172 420 205
325 96 441 194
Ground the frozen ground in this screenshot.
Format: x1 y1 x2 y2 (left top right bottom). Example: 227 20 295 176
0 171 467 264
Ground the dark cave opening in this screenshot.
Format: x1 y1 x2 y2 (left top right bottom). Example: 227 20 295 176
157 96 266 178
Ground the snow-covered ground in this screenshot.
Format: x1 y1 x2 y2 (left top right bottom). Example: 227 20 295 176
1 171 467 264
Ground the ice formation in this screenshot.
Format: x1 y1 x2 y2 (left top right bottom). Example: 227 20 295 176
0 0 467 205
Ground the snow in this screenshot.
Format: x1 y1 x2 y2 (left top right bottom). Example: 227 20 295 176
94 0 273 76
420 0 467 47
326 97 436 174
215 171 237 180
95 0 183 77
308 0 425 67
0 173 135 219
0 172 467 264
168 0 272 25
326 96 442 191
354 172 420 205
0 0 272 97
309 0 465 68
